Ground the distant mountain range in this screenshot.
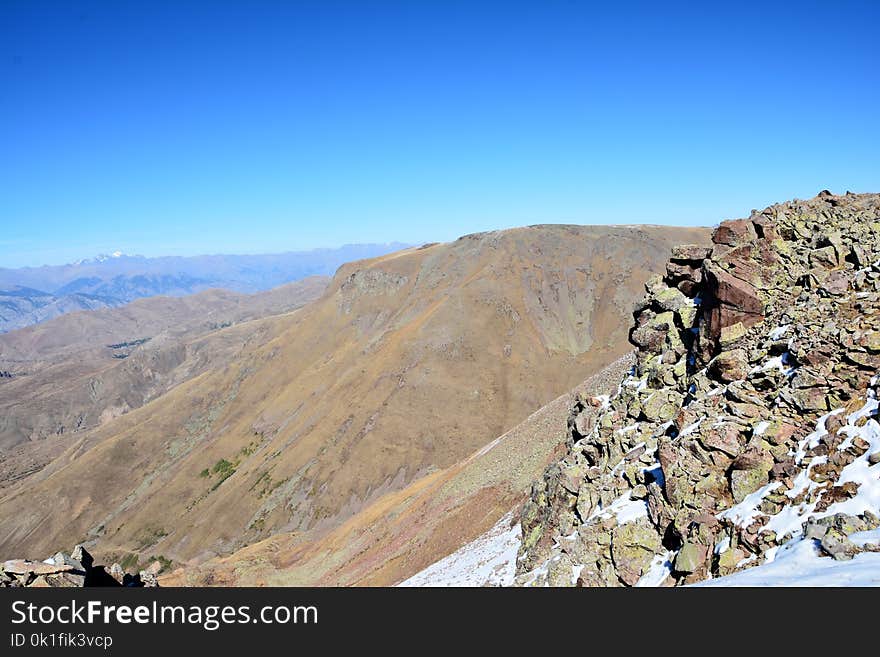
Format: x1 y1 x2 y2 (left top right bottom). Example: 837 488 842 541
0 244 409 333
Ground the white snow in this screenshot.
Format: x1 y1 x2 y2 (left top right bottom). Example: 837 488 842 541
851 527 880 547
611 442 646 477
735 552 758 569
794 409 843 462
587 491 648 525
768 325 791 340
717 482 781 528
679 417 703 438
635 551 675 587
750 354 795 377
624 376 648 393
760 395 880 541
697 531 880 587
816 414 880 520
398 512 521 587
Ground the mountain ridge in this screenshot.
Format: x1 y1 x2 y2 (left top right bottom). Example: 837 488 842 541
0 224 709 573
514 190 880 586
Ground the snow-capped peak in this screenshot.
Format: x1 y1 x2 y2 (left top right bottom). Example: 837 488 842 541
71 251 130 266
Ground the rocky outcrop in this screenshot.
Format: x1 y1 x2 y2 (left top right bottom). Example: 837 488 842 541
1 545 161 587
516 191 880 586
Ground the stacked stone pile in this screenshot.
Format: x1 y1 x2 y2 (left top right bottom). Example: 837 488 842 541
516 191 880 586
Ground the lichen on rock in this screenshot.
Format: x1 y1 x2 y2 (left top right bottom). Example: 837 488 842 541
516 191 880 586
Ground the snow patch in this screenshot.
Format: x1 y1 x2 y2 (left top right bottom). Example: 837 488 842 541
399 512 521 587
635 551 675 587
768 325 790 340
717 482 781 528
587 492 648 525
697 533 880 587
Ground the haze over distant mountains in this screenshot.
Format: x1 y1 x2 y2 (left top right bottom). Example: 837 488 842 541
0 244 409 333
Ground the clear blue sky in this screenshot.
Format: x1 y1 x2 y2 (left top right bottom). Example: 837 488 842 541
2 1 878 267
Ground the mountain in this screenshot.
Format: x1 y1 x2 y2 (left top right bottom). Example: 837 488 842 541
163 354 632 586
507 191 880 587
0 224 709 572
0 244 408 333
380 191 880 589
0 287 125 335
0 277 329 454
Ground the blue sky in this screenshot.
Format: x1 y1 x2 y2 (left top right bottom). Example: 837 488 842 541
1 1 878 268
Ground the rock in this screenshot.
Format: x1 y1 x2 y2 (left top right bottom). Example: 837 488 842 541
820 528 858 561
809 245 839 269
702 261 765 343
729 446 773 503
822 270 850 296
708 349 749 383
60 572 85 587
547 554 575 587
716 546 747 575
804 519 828 541
642 390 684 422
560 464 585 494
2 560 73 576
712 219 757 248
109 563 125 585
666 261 702 284
676 304 698 328
861 331 880 353
611 517 663 586
671 245 712 261
783 386 829 412
674 542 707 574
698 422 743 457
630 311 678 354
515 191 880 588
71 545 94 570
655 287 691 313
720 322 748 349
790 369 825 390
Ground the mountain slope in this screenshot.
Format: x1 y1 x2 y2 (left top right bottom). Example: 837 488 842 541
0 224 708 568
0 287 125 335
162 355 631 586
515 191 880 587
0 244 407 333
0 277 328 462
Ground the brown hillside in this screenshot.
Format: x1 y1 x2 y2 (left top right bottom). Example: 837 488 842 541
0 277 329 453
0 225 709 567
163 354 632 586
